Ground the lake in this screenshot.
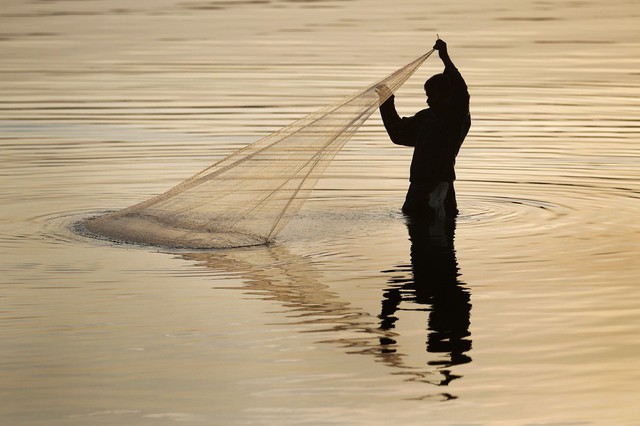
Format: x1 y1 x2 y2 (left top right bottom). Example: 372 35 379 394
1 0 639 424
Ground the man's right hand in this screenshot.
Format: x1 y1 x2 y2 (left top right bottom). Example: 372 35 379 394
434 38 447 53
433 38 453 67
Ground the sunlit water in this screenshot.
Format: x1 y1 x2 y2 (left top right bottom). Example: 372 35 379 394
2 0 639 424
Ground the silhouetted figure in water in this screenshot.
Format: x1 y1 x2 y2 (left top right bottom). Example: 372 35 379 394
378 38 470 220
380 217 472 381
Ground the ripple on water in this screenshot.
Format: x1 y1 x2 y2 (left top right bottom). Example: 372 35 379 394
35 174 634 255
27 209 111 248
460 194 568 225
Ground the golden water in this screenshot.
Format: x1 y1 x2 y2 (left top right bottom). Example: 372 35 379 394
1 0 639 424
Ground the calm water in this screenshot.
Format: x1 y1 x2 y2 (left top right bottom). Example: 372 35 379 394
2 0 639 424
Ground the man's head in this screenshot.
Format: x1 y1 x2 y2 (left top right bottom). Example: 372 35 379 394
424 73 451 111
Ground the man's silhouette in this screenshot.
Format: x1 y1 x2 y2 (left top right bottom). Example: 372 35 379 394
378 38 470 220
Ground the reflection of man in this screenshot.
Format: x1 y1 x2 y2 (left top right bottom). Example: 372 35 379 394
378 38 471 220
380 218 472 375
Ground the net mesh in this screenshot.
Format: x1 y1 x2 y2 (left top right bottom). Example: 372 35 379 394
85 51 434 248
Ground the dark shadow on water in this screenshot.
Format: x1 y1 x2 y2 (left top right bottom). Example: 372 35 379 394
380 217 472 387
180 216 471 399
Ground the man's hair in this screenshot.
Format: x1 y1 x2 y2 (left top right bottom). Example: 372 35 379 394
424 73 451 95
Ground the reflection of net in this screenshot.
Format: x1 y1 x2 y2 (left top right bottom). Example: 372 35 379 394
86 51 434 248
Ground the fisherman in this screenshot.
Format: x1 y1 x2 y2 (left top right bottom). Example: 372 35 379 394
377 38 470 220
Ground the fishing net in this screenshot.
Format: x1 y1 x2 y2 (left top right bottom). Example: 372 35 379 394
85 51 434 248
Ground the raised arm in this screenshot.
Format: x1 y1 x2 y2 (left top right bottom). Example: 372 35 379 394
434 38 455 70
434 38 469 105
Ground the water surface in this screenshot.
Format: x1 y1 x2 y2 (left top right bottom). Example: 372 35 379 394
2 0 639 424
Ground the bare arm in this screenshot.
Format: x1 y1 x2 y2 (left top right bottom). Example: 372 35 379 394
434 38 469 98
434 38 455 71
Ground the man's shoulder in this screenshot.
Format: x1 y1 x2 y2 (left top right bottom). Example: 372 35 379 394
414 108 433 119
